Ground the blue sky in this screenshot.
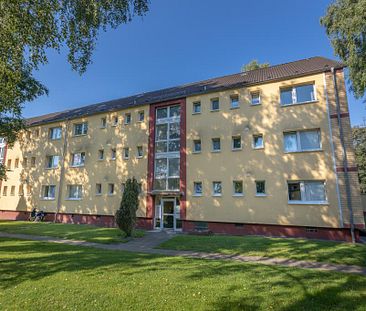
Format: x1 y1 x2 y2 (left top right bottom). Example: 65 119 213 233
23 0 366 126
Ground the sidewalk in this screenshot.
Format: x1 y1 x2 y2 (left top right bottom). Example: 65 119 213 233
1 231 365 276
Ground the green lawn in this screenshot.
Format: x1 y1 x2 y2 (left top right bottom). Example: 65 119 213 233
0 238 365 311
158 235 366 267
0 221 144 244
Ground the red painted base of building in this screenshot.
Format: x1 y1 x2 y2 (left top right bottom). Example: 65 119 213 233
0 210 361 242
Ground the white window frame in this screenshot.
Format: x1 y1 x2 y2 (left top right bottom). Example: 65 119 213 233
284 129 321 153
71 152 85 167
255 180 266 196
124 113 131 125
233 180 244 196
252 134 264 149
288 180 328 204
108 183 115 196
193 139 201 153
41 185 56 200
67 185 83 200
137 146 143 158
111 148 116 160
250 91 261 105
112 116 119 126
211 138 221 152
212 181 222 196
100 117 107 128
138 111 145 122
98 149 104 161
49 127 62 140
123 147 129 159
193 182 203 196
46 155 60 169
232 136 242 151
95 183 102 196
73 122 88 136
210 98 220 111
193 102 201 114
280 84 316 106
230 95 240 109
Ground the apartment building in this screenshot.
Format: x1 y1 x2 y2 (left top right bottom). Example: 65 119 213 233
0 56 364 241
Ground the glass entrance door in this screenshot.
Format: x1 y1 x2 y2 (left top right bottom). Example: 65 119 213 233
162 199 175 229
154 197 182 231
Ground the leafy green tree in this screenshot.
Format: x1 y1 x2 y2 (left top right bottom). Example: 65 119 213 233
241 60 270 72
115 177 140 237
352 127 366 194
0 0 149 180
321 0 366 99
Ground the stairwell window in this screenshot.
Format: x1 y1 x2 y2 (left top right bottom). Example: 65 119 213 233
212 138 221 152
71 152 85 167
42 185 56 200
230 95 239 109
67 185 82 200
49 127 62 140
255 181 266 196
288 181 327 204
280 84 315 106
284 129 321 152
251 92 261 105
211 98 220 111
73 122 88 136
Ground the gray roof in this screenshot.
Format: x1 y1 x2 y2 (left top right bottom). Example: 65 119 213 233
26 56 344 126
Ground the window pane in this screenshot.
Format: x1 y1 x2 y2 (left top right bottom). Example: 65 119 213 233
296 85 314 103
284 132 298 152
169 106 180 118
254 135 263 148
155 158 167 178
194 182 202 194
233 137 241 149
234 181 243 194
288 183 301 201
299 130 320 150
168 178 179 190
169 122 180 139
256 181 265 194
155 141 167 153
168 158 180 177
212 138 220 150
168 140 180 152
194 140 201 152
193 103 201 113
157 108 168 119
156 124 168 141
251 92 260 105
154 179 166 190
213 182 222 194
280 88 293 105
211 99 219 110
231 96 239 108
304 181 326 201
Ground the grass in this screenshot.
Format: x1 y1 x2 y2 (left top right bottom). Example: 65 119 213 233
158 234 366 267
0 221 145 244
0 238 365 311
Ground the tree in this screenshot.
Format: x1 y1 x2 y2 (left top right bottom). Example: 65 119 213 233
241 60 270 72
115 177 140 237
0 0 149 180
321 0 366 99
352 126 366 194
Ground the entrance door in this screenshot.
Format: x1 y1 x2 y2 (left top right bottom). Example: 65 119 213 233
162 199 175 230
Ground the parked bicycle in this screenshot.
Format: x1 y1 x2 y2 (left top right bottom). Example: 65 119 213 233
29 208 45 222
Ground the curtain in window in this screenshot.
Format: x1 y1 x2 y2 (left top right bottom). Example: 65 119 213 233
304 182 325 201
284 133 297 152
300 130 320 150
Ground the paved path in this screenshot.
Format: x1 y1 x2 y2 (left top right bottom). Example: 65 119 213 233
1 231 365 276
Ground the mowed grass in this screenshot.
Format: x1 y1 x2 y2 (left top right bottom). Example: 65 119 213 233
0 221 144 244
158 235 366 267
0 238 365 311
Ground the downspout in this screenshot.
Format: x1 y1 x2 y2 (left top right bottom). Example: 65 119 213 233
54 119 70 223
323 73 343 227
331 67 355 243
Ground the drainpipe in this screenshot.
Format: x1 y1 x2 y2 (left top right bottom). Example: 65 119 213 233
54 119 70 223
331 67 355 243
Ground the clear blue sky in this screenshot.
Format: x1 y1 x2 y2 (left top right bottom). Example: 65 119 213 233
23 0 366 126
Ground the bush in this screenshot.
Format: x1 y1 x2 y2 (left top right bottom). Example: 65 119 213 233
115 177 139 237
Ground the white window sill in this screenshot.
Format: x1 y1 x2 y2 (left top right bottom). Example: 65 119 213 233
110 158 116 161
66 198 82 201
192 151 201 154
232 148 242 151
284 149 323 154
49 138 62 141
137 155 143 159
253 147 264 150
230 106 240 110
45 167 58 170
233 194 244 197
251 103 261 106
192 194 202 197
281 100 318 107
41 198 55 201
107 194 115 196
211 150 221 153
255 194 267 197
73 134 87 137
192 112 201 115
210 109 220 112
212 194 222 197
70 165 85 168
288 201 328 205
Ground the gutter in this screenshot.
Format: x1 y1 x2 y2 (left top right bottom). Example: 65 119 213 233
323 73 343 227
54 119 70 223
331 67 355 243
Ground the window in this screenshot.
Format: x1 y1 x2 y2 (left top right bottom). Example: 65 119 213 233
154 157 180 191
0 138 5 164
96 183 102 195
230 95 239 109
71 152 85 167
98 149 104 160
212 181 222 196
123 147 129 159
253 134 264 149
232 136 242 150
15 158 19 169
212 138 221 152
280 84 315 106
111 148 116 160
108 183 115 195
137 146 143 158
233 181 243 196
255 181 266 196
124 113 131 125
67 185 82 199
138 111 145 122
23 157 27 167
100 117 107 128
193 182 202 196
42 185 56 200
288 181 327 203
211 98 220 111
34 129 40 138
27 185 32 196
73 122 88 136
251 92 260 105
31 157 36 167
284 130 321 152
7 159 11 170
49 127 62 140
18 185 24 196
193 102 201 114
112 116 119 126
46 155 60 168
193 139 201 153
10 186 15 196
2 186 7 196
